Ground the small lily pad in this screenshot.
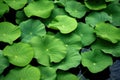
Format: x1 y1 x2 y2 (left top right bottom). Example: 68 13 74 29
4 65 41 80
48 15 77 34
81 49 113 73
0 22 21 44
3 43 34 67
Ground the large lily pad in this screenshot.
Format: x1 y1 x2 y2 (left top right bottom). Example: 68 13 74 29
81 49 113 73
85 12 112 27
4 0 27 10
0 50 9 74
28 35 67 66
24 0 54 18
48 15 77 34
4 65 41 80
84 0 106 10
19 19 46 42
65 1 88 18
38 66 56 80
0 22 21 44
95 22 120 43
3 42 34 67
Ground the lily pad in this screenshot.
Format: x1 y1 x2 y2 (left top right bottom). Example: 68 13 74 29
3 42 34 67
65 1 88 18
38 66 56 80
81 49 113 73
0 50 9 74
85 12 112 27
4 65 41 80
0 22 21 44
28 35 67 66
4 0 27 10
95 22 120 43
24 0 54 18
84 0 106 10
75 22 96 46
19 19 46 42
48 15 77 34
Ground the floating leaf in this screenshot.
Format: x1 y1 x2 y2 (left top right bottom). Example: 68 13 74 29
0 50 9 74
4 0 27 10
0 22 21 44
4 65 41 80
56 32 82 51
91 39 120 57
3 43 34 67
48 15 77 34
52 47 81 70
54 0 76 6
95 22 120 43
39 66 56 80
19 19 46 42
81 49 113 73
105 3 120 26
84 0 106 10
65 1 88 18
24 0 54 18
0 2 9 17
57 71 79 80
85 12 112 27
29 35 67 66
75 22 96 46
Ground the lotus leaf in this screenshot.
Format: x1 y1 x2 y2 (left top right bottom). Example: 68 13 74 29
81 49 113 73
48 15 77 34
95 22 120 43
65 1 88 18
3 43 34 66
24 0 54 18
28 35 67 66
0 22 21 44
19 19 46 42
4 0 27 10
4 65 41 80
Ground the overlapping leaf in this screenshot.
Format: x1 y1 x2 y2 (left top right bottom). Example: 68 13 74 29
48 15 77 34
95 22 120 43
28 35 67 66
81 49 113 73
3 43 34 66
0 22 21 44
24 0 54 18
4 65 41 80
4 0 27 10
19 19 46 42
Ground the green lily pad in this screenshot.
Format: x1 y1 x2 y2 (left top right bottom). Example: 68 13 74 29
0 2 9 17
85 12 112 27
38 66 56 80
75 22 96 46
0 22 21 44
28 35 67 66
3 43 34 67
95 22 120 43
0 50 9 74
91 39 120 57
81 49 113 73
54 0 76 6
24 0 54 18
19 19 46 42
4 0 27 10
52 47 81 70
48 15 77 34
65 1 88 18
57 71 79 80
4 65 41 80
84 0 106 10
104 3 120 26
